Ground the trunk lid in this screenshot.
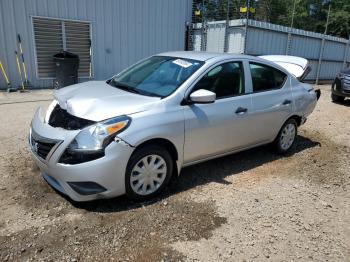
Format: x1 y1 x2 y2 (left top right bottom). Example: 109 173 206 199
259 55 311 81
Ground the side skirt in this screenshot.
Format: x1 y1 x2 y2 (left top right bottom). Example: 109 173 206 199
182 140 272 168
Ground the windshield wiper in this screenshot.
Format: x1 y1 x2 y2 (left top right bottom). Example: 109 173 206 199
108 79 162 98
109 80 141 94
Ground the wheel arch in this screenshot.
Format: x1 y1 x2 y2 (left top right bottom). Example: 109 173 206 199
287 115 302 126
273 114 301 142
132 138 180 175
134 138 178 160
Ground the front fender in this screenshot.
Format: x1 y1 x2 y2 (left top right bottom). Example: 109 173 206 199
118 109 185 173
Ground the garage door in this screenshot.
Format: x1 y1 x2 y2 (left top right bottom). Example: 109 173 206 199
32 17 91 79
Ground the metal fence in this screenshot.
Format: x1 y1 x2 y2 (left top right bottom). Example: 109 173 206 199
188 0 350 83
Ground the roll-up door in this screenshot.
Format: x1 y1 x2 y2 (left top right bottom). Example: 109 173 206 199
32 17 91 79
32 17 63 78
65 21 91 78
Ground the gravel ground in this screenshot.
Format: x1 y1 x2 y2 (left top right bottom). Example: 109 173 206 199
0 85 349 261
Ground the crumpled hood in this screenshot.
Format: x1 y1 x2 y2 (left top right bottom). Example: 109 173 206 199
54 81 160 121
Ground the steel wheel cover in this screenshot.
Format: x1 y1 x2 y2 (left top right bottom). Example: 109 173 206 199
279 123 296 150
130 154 167 195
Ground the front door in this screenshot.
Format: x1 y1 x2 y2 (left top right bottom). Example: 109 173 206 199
183 61 255 164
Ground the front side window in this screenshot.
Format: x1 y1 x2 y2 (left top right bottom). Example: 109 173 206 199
110 56 203 97
192 62 245 99
249 62 287 92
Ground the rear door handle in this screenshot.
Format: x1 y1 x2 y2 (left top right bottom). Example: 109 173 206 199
282 99 292 105
235 107 248 115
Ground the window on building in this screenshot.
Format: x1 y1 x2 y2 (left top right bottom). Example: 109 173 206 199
32 17 91 79
249 62 287 92
192 62 245 99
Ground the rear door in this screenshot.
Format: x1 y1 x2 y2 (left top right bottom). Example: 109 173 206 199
248 61 293 142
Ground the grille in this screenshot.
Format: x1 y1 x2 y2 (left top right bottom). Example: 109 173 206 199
49 104 95 130
31 136 57 160
344 74 350 85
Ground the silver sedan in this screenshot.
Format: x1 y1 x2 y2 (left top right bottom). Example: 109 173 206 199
29 51 319 201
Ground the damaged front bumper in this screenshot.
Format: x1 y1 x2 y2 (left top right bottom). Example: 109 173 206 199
29 108 134 202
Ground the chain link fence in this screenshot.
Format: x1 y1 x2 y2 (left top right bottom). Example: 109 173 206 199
186 0 350 83
187 0 346 52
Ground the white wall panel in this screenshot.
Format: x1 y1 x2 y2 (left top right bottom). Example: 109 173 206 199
0 0 192 89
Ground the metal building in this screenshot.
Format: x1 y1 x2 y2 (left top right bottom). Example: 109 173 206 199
190 19 350 82
0 0 192 89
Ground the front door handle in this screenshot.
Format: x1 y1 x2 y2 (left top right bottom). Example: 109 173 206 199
282 99 292 105
235 107 248 115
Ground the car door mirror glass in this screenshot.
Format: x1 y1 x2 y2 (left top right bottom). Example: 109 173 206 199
189 89 216 104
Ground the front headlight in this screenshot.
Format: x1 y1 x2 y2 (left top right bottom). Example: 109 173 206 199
45 99 58 123
68 116 131 153
337 73 345 79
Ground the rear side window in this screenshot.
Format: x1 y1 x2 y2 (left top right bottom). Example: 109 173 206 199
249 62 287 92
192 62 245 99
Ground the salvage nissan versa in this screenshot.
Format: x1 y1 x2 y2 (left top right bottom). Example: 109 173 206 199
29 51 320 201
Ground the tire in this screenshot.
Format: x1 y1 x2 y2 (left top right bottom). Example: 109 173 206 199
125 145 173 200
331 93 345 102
273 118 298 154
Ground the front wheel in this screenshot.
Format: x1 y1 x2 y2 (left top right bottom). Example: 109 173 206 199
125 145 173 200
331 93 345 103
273 119 297 154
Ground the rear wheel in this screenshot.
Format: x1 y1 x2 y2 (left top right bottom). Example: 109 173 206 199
125 145 173 200
273 119 297 154
331 93 345 102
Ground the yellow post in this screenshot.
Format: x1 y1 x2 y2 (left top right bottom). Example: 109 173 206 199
0 61 10 85
15 51 25 90
17 34 28 83
19 44 28 81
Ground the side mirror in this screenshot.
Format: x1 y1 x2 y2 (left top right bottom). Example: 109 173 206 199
189 89 216 104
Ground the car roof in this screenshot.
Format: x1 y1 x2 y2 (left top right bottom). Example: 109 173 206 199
156 51 291 76
157 51 253 62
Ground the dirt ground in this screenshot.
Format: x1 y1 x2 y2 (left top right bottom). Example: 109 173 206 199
0 85 349 262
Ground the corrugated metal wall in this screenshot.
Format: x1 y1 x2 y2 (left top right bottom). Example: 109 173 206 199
0 0 192 89
192 19 350 81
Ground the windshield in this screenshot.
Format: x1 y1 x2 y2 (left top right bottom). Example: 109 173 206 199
109 56 204 97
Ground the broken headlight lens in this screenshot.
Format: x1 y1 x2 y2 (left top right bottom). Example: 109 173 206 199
44 100 58 123
67 116 131 153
